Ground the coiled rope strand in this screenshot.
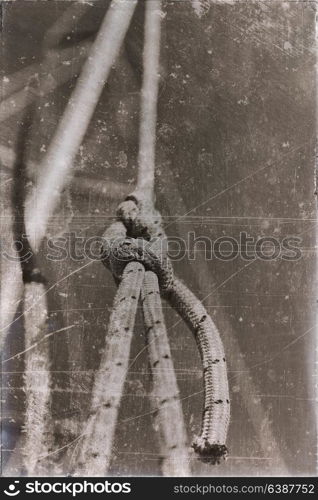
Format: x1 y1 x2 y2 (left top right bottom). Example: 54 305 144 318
167 279 230 460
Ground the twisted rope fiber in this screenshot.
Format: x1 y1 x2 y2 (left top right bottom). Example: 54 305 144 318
22 278 54 475
101 196 230 463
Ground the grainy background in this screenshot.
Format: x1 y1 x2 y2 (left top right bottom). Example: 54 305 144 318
1 0 317 476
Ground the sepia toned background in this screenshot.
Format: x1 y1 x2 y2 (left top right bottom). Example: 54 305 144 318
1 0 317 476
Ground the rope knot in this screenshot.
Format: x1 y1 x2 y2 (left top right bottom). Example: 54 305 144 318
101 196 173 291
103 237 173 291
117 196 163 240
100 193 230 463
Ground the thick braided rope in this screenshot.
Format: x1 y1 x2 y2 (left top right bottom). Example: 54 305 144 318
74 260 145 476
137 201 191 475
167 279 230 462
101 196 230 464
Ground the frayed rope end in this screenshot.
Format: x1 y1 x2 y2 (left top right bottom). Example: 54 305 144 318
192 437 228 465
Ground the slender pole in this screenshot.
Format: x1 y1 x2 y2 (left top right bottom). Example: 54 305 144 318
135 0 162 202
25 0 138 251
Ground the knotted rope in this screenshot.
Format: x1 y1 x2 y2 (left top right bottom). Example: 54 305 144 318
74 0 230 475
9 0 231 476
75 191 230 475
101 195 230 463
75 199 190 475
25 0 138 251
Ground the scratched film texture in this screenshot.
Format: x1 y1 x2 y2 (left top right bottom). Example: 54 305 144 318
0 0 317 476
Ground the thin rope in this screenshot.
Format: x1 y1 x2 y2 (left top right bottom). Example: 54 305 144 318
74 261 145 475
131 7 190 472
130 6 192 472
43 2 90 50
0 42 92 124
6 100 53 475
135 0 162 201
23 281 53 475
25 0 138 251
141 271 190 476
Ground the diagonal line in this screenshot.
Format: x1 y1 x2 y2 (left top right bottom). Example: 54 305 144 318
1 324 75 364
0 260 93 334
230 325 315 376
163 141 310 232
